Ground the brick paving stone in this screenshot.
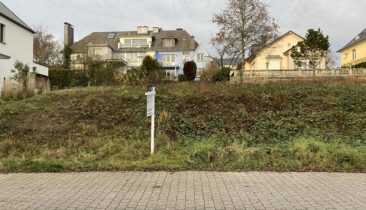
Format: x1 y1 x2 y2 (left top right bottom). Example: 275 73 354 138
0 172 365 209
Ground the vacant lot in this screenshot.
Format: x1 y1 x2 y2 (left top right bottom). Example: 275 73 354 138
0 80 365 172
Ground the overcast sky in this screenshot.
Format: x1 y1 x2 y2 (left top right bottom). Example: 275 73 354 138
2 0 366 64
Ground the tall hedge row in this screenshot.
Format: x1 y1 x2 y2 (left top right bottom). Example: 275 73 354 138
49 68 89 89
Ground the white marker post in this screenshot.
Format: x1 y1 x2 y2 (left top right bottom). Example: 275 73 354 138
145 86 156 155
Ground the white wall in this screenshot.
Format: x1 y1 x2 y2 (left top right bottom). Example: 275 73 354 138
191 44 212 77
0 16 48 92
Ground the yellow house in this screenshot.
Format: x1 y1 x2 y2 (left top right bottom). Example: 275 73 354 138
245 31 326 70
338 28 366 67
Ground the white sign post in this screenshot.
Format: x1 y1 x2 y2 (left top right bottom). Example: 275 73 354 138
145 86 156 155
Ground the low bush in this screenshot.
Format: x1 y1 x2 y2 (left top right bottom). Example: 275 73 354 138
212 67 231 82
178 75 187 82
353 62 366 68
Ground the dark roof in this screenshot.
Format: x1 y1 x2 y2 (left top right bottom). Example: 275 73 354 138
0 53 10 59
0 1 35 33
153 30 198 51
246 31 304 63
338 28 366 52
70 29 198 53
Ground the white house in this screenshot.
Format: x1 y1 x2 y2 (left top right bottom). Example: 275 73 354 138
190 44 212 78
0 1 48 92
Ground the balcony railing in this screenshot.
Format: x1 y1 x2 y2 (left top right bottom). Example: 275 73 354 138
118 43 150 48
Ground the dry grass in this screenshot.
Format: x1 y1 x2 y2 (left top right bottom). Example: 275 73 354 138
1 76 48 101
0 82 365 172
26 76 36 96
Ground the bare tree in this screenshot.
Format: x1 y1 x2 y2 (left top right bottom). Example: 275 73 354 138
33 25 63 67
249 33 278 56
213 0 278 77
325 52 337 69
211 33 241 69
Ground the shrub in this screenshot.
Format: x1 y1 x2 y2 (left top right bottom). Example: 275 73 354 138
200 61 219 82
353 62 366 68
93 65 117 86
212 67 231 82
183 61 197 81
114 69 146 85
140 56 164 83
178 75 187 82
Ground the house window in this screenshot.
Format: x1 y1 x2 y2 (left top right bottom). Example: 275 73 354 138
122 52 146 63
165 70 176 79
197 53 204 62
162 54 175 63
352 49 356 60
164 39 173 47
123 39 148 48
0 24 4 43
344 53 348 59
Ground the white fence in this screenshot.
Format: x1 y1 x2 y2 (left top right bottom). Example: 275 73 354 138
232 68 366 78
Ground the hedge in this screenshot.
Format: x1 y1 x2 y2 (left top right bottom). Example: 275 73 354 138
49 68 89 89
353 62 366 68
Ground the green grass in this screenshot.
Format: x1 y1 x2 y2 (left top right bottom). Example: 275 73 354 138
0 81 366 172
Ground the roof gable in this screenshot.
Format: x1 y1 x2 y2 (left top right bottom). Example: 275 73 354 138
246 31 304 62
153 30 197 51
0 1 34 33
338 28 366 52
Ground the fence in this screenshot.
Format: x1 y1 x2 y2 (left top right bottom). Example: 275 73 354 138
231 68 366 79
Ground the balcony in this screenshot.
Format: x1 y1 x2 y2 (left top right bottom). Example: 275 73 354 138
118 43 150 49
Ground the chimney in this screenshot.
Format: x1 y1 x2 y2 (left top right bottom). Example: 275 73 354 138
137 26 149 34
152 27 160 33
64 22 74 46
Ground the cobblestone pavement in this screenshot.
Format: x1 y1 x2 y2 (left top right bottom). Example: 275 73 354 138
0 172 365 210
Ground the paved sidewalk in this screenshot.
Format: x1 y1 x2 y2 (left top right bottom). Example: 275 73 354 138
0 172 365 210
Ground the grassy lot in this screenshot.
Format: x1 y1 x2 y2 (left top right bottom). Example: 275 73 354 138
0 80 366 172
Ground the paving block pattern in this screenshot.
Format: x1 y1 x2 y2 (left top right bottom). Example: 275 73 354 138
0 172 365 209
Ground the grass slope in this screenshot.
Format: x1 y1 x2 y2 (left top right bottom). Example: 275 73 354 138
0 81 366 172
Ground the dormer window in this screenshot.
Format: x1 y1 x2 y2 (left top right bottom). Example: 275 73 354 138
0 23 5 43
164 39 174 47
355 36 360 40
107 33 116 39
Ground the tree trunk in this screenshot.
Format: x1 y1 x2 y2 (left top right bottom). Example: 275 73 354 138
240 41 245 83
220 56 224 70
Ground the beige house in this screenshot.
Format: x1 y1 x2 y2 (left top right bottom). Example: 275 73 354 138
245 31 326 70
338 28 366 68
